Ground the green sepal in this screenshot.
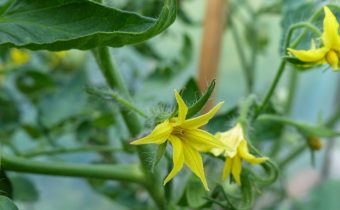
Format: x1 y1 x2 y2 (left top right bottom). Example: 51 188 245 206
186 80 216 118
170 79 216 119
283 56 319 71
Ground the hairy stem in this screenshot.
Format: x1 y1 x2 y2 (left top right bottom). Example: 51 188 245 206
254 22 321 120
21 145 122 158
92 47 142 135
284 69 298 114
1 155 145 184
254 60 286 119
86 86 147 118
92 47 165 209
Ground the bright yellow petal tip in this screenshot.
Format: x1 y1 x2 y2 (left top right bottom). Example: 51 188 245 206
130 121 172 145
174 90 188 123
322 6 340 49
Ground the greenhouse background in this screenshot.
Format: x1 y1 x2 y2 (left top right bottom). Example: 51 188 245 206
0 0 339 210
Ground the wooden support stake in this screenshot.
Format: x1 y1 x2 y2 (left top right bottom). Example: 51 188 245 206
198 0 228 109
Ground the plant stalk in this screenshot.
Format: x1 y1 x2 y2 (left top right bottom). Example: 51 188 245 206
1 155 145 184
92 47 166 209
21 145 122 158
254 60 286 119
284 69 298 114
254 22 321 120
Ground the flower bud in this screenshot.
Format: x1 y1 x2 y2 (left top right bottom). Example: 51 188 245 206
325 50 339 70
307 137 322 151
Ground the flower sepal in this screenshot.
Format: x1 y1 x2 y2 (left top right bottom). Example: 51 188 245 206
170 79 216 119
283 55 320 70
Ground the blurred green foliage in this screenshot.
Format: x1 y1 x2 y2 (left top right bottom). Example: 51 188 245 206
0 0 339 210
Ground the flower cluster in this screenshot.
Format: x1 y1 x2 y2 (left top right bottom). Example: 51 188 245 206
131 91 268 190
288 6 340 71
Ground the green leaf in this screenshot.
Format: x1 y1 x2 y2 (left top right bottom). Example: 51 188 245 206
0 171 12 198
185 176 207 208
39 71 86 128
0 89 19 132
175 34 193 70
147 34 193 79
206 106 238 134
178 6 196 25
170 79 216 119
21 124 42 139
0 0 177 51
0 0 13 16
177 176 208 208
253 103 284 141
15 70 55 99
0 196 18 210
133 42 162 60
186 80 216 118
76 120 93 143
180 78 200 106
11 176 38 202
92 113 116 129
151 142 167 173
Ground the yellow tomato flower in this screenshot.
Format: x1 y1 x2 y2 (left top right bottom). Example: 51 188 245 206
212 123 268 185
10 48 30 65
131 90 227 190
288 6 340 71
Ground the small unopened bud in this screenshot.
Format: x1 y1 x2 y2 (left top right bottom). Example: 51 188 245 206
326 50 339 70
307 137 322 151
10 48 30 65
